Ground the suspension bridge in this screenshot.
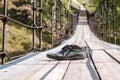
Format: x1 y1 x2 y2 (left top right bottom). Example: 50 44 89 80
0 0 120 80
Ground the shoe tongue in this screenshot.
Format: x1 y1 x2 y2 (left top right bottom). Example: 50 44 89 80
62 45 69 50
62 47 68 51
62 45 70 56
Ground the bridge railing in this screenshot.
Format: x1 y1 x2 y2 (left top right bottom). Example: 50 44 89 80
0 0 78 64
87 0 120 45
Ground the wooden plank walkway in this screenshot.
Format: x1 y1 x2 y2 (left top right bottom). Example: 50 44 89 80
0 12 120 80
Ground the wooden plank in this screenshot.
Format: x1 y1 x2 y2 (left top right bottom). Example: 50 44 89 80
91 50 114 63
0 52 55 80
86 41 106 50
63 59 99 80
26 60 70 80
0 11 120 80
25 60 59 80
0 59 49 80
95 38 120 49
0 25 81 80
91 50 120 80
105 49 120 62
61 23 99 80
80 21 120 79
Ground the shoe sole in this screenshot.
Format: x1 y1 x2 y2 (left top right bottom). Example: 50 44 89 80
47 54 87 60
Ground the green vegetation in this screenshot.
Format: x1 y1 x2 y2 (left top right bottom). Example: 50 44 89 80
82 0 120 45
77 0 101 13
0 21 32 54
1 0 119 61
0 0 77 59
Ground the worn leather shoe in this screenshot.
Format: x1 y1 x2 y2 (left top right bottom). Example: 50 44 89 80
47 45 71 60
67 45 88 59
47 45 88 60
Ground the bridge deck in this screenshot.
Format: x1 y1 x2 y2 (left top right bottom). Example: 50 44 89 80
0 19 120 80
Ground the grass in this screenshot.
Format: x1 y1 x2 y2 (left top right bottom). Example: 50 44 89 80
0 0 58 59
0 20 52 60
77 0 98 13
0 21 32 53
0 20 52 64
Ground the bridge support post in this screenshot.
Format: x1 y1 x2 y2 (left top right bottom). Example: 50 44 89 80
39 0 43 50
50 0 54 46
0 0 8 64
108 2 111 43
1 53 5 64
111 0 116 44
60 1 64 41
31 0 37 51
55 0 58 44
101 0 106 41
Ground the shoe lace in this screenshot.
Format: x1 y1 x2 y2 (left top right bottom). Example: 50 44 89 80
61 45 71 56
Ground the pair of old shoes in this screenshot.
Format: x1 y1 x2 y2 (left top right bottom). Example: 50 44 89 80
47 45 89 60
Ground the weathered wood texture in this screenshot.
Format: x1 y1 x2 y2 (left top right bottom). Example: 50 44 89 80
0 8 120 80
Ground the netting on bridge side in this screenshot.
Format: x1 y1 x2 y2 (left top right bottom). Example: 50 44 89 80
0 0 79 64
87 0 120 45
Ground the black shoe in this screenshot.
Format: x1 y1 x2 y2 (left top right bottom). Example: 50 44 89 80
47 45 88 60
47 45 71 60
67 46 88 59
